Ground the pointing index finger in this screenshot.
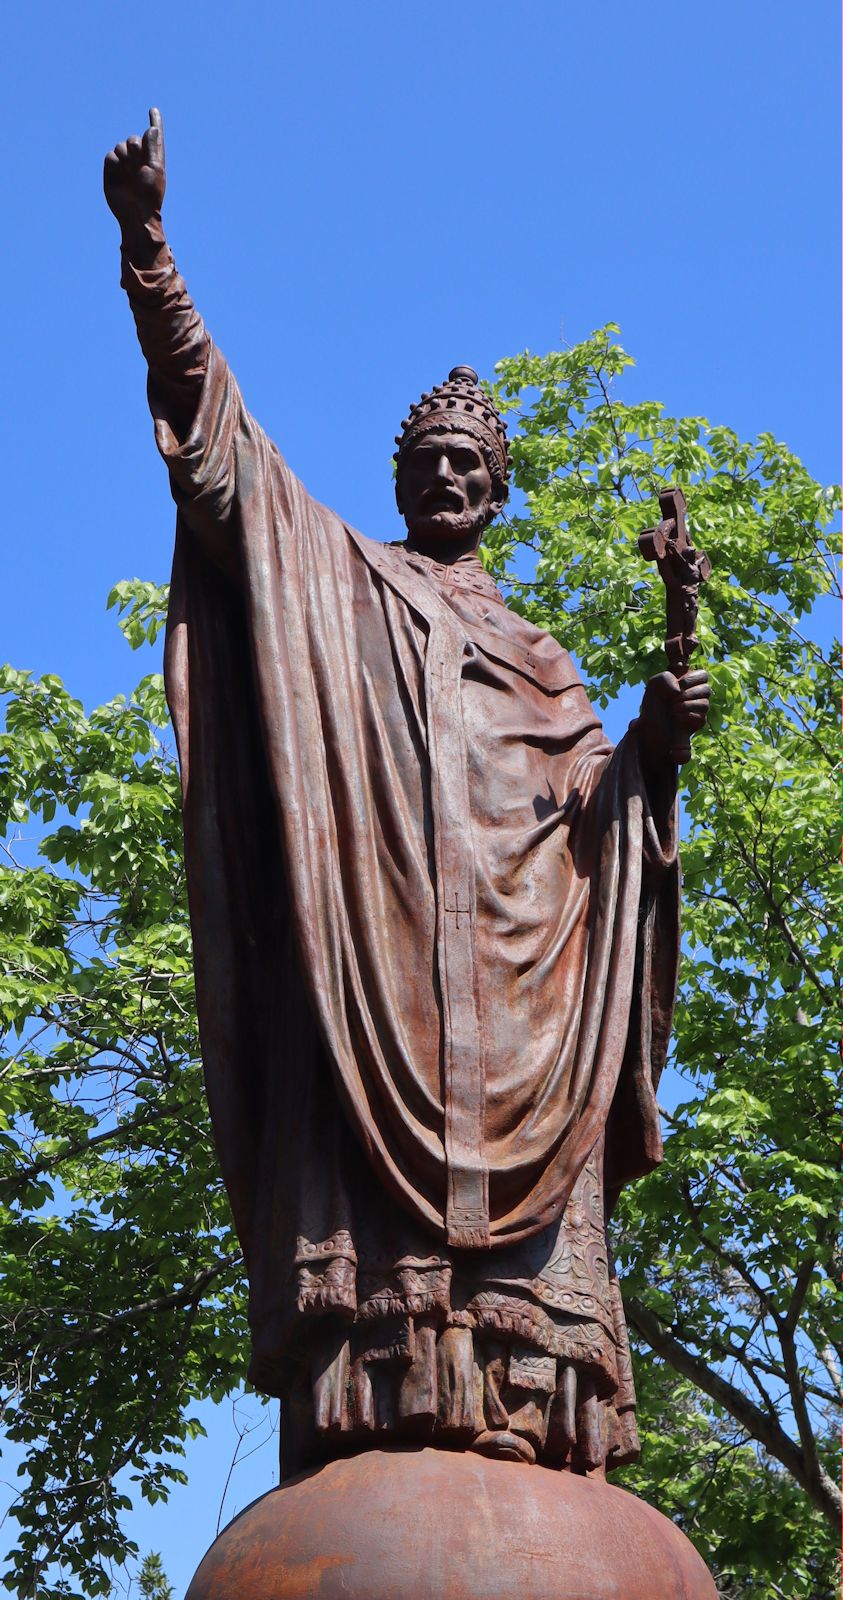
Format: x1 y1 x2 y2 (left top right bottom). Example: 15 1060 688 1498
146 106 165 164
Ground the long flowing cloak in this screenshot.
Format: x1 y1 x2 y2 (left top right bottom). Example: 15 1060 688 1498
159 344 679 1446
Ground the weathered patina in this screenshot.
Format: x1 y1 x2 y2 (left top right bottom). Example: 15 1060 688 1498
104 110 712 1487
185 1448 719 1599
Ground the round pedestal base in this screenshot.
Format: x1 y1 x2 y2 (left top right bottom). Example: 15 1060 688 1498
186 1446 717 1599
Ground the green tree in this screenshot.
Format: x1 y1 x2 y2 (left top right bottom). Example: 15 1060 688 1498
623 1360 836 1599
489 329 840 1593
0 585 246 1599
0 333 838 1597
137 1553 173 1600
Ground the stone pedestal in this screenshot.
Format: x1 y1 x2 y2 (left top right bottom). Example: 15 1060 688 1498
185 1446 718 1599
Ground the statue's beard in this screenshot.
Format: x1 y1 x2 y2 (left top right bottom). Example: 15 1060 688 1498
406 502 490 547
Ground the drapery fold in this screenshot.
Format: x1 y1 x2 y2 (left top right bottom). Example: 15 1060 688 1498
163 343 680 1285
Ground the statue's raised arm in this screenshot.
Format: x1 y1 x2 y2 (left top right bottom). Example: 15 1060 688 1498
105 106 339 587
105 105 218 448
104 108 245 563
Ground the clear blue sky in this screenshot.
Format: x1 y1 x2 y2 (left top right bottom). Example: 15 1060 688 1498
1 0 839 1591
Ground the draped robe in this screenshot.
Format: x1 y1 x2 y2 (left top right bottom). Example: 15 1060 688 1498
128 258 680 1475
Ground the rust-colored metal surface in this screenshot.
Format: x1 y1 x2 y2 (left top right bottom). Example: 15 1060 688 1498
104 106 713 1520
186 1447 719 1599
638 487 712 764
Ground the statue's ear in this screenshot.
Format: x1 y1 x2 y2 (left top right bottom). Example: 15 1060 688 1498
487 493 506 524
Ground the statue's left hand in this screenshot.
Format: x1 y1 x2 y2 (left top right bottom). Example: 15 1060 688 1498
637 669 711 763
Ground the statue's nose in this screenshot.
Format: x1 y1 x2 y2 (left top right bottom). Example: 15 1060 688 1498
435 452 454 481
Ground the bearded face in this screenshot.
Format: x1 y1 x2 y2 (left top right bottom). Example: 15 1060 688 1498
398 429 505 556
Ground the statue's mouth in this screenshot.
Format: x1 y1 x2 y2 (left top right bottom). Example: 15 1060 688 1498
422 490 463 514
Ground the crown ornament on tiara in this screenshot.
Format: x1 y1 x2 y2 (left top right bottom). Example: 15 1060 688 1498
393 366 510 495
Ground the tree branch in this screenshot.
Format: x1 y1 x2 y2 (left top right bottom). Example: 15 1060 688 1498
721 829 831 1002
3 1251 242 1359
26 1300 203 1590
626 1295 841 1529
0 1102 180 1200
680 1180 780 1326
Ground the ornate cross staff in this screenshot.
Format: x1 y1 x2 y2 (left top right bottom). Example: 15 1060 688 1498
638 486 711 765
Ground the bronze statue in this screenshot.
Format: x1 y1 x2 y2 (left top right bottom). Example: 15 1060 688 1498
104 110 711 1489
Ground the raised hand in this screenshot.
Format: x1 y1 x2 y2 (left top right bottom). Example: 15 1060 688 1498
103 108 166 235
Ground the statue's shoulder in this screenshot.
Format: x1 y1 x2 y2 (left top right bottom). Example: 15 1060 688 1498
331 532 583 698
338 527 437 596
479 601 583 695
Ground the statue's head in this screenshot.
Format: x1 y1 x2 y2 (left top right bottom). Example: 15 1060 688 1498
394 367 509 555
